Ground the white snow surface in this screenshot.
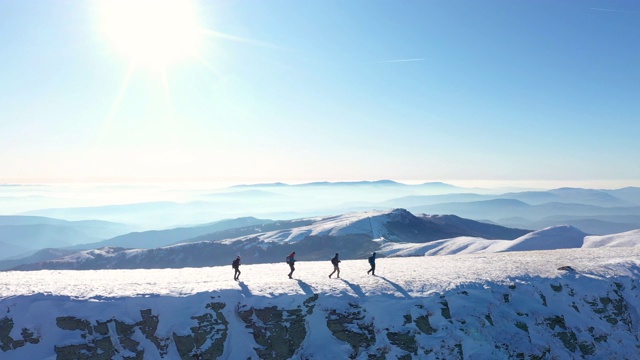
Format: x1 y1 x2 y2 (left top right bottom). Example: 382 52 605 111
2 247 640 359
379 225 640 257
583 229 640 248
3 248 637 300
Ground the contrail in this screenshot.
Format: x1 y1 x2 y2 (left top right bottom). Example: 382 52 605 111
371 58 425 64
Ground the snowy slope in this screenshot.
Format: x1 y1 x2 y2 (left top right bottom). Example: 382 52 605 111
488 225 587 252
379 236 499 257
380 225 640 257
2 247 640 359
582 229 640 248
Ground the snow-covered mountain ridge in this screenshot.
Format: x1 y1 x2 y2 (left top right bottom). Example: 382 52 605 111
8 209 530 271
220 209 464 244
8 208 640 272
2 247 640 359
10 209 640 272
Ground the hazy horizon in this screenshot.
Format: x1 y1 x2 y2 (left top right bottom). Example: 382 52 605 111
2 178 640 189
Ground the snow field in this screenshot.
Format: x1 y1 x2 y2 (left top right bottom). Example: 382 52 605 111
2 247 640 359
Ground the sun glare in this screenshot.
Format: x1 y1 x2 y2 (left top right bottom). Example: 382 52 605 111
98 0 202 70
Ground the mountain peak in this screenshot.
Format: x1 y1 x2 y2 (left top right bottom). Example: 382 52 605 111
496 225 587 252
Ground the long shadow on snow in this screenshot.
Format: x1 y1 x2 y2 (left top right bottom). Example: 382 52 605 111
341 279 366 299
296 279 315 296
238 281 252 297
378 276 413 299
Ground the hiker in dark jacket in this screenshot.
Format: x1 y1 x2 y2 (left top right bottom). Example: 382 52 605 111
329 253 341 278
232 255 241 281
287 251 296 279
367 252 376 275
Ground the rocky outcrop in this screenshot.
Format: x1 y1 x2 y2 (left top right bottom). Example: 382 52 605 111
53 311 171 360
238 297 312 360
0 317 40 352
50 302 228 360
173 302 228 359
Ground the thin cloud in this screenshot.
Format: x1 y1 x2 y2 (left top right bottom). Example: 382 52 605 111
590 7 636 14
370 58 425 64
201 29 284 50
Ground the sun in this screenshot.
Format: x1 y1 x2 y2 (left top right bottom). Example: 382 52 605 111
97 0 202 70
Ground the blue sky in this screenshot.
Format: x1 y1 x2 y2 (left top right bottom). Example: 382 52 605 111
1 0 638 188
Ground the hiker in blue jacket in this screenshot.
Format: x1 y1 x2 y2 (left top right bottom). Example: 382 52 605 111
287 251 296 279
329 253 341 278
367 252 376 275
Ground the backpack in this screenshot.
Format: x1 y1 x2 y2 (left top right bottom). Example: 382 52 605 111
286 256 291 264
368 256 374 265
232 258 240 268
331 257 338 265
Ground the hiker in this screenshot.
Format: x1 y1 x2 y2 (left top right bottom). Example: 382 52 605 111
329 253 341 278
367 252 376 275
287 251 296 278
232 255 241 281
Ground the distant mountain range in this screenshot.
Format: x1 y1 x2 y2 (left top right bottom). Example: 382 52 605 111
71 216 272 250
15 183 640 235
4 183 640 266
7 209 530 271
496 215 640 236
407 198 640 235
0 216 135 260
0 248 77 271
16 180 473 227
231 180 461 190
6 207 640 272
